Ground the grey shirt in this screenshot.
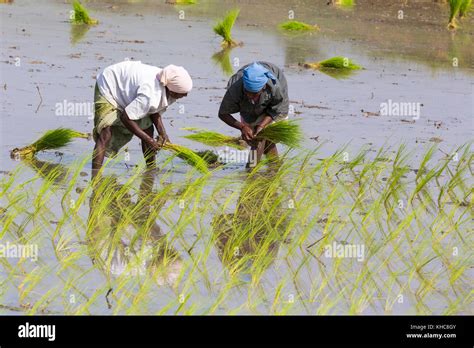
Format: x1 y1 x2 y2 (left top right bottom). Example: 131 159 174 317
218 61 289 124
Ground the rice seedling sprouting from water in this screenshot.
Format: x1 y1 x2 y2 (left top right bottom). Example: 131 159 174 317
71 0 98 25
279 20 319 32
183 120 302 149
213 9 241 48
448 0 472 29
10 128 90 159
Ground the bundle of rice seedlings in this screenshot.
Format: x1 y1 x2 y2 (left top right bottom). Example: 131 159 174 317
71 0 98 25
213 9 241 47
161 143 209 173
459 0 472 18
447 0 472 28
10 128 89 159
333 0 355 9
195 150 222 168
183 120 302 149
256 120 302 148
183 129 246 149
279 20 319 32
304 56 362 70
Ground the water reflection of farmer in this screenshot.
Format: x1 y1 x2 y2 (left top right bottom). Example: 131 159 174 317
87 172 182 285
212 169 288 276
218 62 289 167
92 61 193 177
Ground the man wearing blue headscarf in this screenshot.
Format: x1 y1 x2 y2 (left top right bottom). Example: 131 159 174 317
218 61 289 167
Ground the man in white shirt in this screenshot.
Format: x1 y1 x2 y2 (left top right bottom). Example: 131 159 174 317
92 60 193 177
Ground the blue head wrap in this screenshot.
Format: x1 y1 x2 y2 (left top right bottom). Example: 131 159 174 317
242 62 276 93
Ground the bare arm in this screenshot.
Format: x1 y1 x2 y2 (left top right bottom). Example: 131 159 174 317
219 112 255 143
150 112 170 144
120 112 161 150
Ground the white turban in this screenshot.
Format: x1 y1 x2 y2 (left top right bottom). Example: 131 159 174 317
159 65 193 94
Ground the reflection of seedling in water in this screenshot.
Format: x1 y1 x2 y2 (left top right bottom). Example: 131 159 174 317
10 128 90 159
183 120 302 148
213 9 241 48
448 0 472 29
279 21 319 32
71 0 98 25
211 48 234 76
70 24 90 45
303 56 362 79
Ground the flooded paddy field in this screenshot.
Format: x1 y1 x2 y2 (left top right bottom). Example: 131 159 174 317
0 0 473 315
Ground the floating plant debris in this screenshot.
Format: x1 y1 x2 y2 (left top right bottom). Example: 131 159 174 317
213 9 241 47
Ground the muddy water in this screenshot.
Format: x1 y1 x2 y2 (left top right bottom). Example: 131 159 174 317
0 0 473 314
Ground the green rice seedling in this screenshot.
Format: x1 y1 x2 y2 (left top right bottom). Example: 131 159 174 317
195 150 222 168
10 128 90 159
447 0 472 29
213 9 241 48
183 129 246 149
333 0 355 9
304 57 362 79
257 120 302 148
279 20 319 32
304 56 361 70
183 120 302 148
459 0 472 18
71 0 98 25
162 143 209 174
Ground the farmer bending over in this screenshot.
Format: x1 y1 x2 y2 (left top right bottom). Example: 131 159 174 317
92 60 192 177
218 61 289 167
